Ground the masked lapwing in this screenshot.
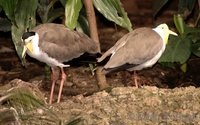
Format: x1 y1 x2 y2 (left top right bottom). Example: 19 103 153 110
21 23 100 104
98 23 177 87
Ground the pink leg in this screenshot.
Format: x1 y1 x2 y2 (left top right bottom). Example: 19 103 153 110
133 70 138 88
49 67 57 104
57 67 66 103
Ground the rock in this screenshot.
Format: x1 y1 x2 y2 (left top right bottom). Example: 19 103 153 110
1 79 200 124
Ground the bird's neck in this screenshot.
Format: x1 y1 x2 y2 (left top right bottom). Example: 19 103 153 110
32 33 40 53
152 28 167 45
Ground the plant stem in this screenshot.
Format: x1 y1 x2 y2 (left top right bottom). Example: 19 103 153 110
83 0 109 89
83 0 100 52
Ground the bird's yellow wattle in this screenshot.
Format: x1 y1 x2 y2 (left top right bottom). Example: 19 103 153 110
155 24 177 45
26 42 33 54
22 43 33 58
164 30 177 45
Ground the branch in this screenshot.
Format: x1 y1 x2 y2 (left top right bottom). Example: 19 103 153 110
83 0 109 89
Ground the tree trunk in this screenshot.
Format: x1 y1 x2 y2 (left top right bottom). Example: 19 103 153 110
83 0 109 89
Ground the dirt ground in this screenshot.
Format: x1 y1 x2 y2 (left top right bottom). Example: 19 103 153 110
0 0 200 124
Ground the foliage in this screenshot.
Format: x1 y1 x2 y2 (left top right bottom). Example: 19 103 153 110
0 0 131 66
63 0 132 32
0 0 38 65
0 79 81 124
0 0 18 23
93 0 132 32
64 0 83 29
37 0 64 23
159 15 196 64
152 0 168 18
153 0 196 19
153 0 200 69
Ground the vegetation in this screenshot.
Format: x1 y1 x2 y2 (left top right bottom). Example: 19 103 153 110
0 0 131 65
0 0 37 65
154 0 200 70
0 0 200 124
1 0 199 69
0 0 131 124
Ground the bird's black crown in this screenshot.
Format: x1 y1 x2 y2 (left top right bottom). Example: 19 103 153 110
22 32 35 40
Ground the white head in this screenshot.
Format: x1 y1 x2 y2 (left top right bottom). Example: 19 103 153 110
21 32 39 58
153 23 178 44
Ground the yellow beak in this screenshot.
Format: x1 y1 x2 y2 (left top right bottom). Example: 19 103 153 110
22 45 27 58
22 42 33 58
169 30 178 36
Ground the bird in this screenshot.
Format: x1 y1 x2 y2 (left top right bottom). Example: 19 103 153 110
21 23 100 104
98 23 177 87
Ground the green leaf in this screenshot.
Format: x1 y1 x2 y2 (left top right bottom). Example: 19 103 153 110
153 0 168 18
174 14 185 35
76 8 90 36
180 63 187 72
37 0 48 23
93 0 132 32
184 26 200 42
0 0 18 22
76 14 90 36
159 62 175 69
65 0 83 29
178 0 196 14
60 0 67 7
159 35 191 64
11 0 38 65
48 8 64 23
191 40 200 57
37 0 59 23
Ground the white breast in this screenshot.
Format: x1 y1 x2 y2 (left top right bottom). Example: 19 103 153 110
26 49 69 67
127 45 165 71
27 33 69 68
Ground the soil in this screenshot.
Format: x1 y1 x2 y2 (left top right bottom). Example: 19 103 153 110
0 0 200 124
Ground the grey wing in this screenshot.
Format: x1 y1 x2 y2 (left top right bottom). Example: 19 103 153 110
98 32 131 63
34 23 99 62
104 28 163 69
